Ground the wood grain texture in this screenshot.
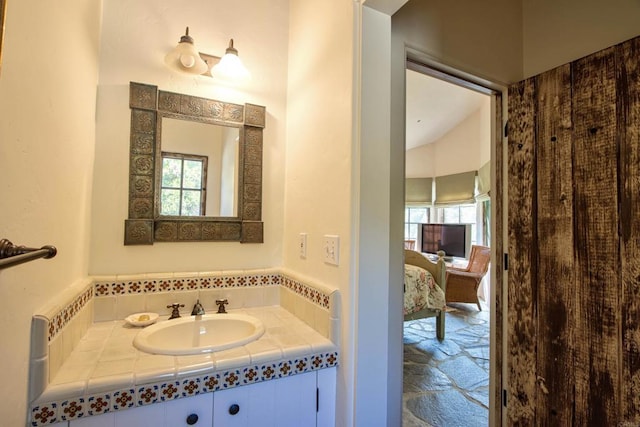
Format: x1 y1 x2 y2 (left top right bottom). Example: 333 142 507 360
534 63 575 425
507 35 640 425
616 37 640 423
492 93 504 425
571 46 620 425
507 78 538 425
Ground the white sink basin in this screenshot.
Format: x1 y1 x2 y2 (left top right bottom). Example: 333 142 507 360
133 313 265 356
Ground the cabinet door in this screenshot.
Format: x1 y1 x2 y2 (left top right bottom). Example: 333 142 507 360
69 412 114 427
213 384 250 427
114 404 164 427
317 367 336 427
273 372 316 427
164 393 213 427
213 372 317 427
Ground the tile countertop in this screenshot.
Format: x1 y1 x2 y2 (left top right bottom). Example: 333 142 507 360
37 306 337 404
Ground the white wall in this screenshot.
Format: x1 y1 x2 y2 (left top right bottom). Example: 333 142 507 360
405 100 491 178
284 0 355 424
0 0 101 424
523 0 640 78
91 0 289 274
393 0 524 84
161 118 229 216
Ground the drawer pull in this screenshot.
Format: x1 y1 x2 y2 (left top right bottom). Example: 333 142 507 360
186 413 199 425
229 403 240 415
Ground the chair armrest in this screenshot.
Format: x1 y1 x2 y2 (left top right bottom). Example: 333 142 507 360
446 270 483 280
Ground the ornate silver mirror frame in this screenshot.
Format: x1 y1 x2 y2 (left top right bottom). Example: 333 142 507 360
124 82 265 245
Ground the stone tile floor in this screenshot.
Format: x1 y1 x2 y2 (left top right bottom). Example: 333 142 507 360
403 302 490 427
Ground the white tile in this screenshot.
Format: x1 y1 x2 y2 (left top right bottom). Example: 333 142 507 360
134 368 176 385
75 338 105 353
29 356 48 402
91 359 136 378
115 294 146 319
313 306 330 339
38 380 87 403
31 315 49 360
263 286 280 306
213 347 251 371
99 345 137 362
241 286 265 308
175 354 214 378
87 373 134 394
329 318 340 344
280 287 294 312
134 354 175 371
48 335 64 383
328 290 341 319
52 362 94 385
66 349 101 366
244 337 283 364
93 297 116 322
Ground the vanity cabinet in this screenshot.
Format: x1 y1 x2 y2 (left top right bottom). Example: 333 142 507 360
214 368 336 427
69 394 213 427
66 368 336 427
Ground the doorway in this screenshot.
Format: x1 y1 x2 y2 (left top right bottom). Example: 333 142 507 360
402 58 504 426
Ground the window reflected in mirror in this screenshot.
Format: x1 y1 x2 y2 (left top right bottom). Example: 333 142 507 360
161 152 207 216
160 117 239 218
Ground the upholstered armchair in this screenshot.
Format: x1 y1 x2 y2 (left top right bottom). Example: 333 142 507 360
445 245 491 310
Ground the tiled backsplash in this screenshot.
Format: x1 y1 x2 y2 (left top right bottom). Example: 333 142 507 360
30 268 340 404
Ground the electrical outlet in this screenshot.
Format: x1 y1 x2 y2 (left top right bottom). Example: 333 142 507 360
299 233 307 258
323 235 339 265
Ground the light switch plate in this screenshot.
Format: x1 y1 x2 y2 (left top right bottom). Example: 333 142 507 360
323 235 339 265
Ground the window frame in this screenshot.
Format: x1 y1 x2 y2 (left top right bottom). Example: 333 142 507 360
160 151 208 216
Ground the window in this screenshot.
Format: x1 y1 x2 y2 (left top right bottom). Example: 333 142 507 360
435 204 478 246
404 206 429 242
160 152 208 216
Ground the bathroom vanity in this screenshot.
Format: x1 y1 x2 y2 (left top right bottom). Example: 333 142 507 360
29 269 340 427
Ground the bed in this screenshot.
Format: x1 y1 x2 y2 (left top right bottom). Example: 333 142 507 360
404 249 447 340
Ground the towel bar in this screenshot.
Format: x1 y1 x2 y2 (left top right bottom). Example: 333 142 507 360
0 238 57 270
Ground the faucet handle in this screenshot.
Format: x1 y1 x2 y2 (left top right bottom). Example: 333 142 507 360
167 303 185 319
215 299 229 314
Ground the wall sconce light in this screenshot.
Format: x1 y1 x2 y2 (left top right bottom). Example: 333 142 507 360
164 27 209 75
165 27 250 82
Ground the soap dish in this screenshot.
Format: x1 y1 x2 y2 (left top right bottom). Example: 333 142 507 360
125 312 159 327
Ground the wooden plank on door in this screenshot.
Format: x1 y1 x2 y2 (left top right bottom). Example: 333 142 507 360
534 63 575 425
507 78 538 424
492 93 504 425
571 46 620 425
616 36 640 423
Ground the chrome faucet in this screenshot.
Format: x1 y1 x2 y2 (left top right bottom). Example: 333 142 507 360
191 299 205 316
167 303 184 319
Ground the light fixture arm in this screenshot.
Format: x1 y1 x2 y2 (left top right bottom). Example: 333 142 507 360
180 27 195 45
225 39 238 56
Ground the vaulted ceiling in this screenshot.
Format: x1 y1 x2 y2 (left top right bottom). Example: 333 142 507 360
405 69 488 150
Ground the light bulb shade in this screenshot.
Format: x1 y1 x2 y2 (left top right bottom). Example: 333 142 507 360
164 30 208 75
211 39 250 82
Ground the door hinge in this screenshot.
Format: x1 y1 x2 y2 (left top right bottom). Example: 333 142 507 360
316 387 319 412
504 120 509 138
504 253 509 271
503 389 508 407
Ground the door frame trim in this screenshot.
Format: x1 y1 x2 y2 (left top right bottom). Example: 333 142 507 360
404 55 506 426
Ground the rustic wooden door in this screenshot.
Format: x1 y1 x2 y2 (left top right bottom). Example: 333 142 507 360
507 36 640 425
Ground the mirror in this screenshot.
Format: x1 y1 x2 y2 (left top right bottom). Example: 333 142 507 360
159 117 239 217
124 82 266 245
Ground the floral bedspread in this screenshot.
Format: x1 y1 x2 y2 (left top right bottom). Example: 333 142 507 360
404 264 446 315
